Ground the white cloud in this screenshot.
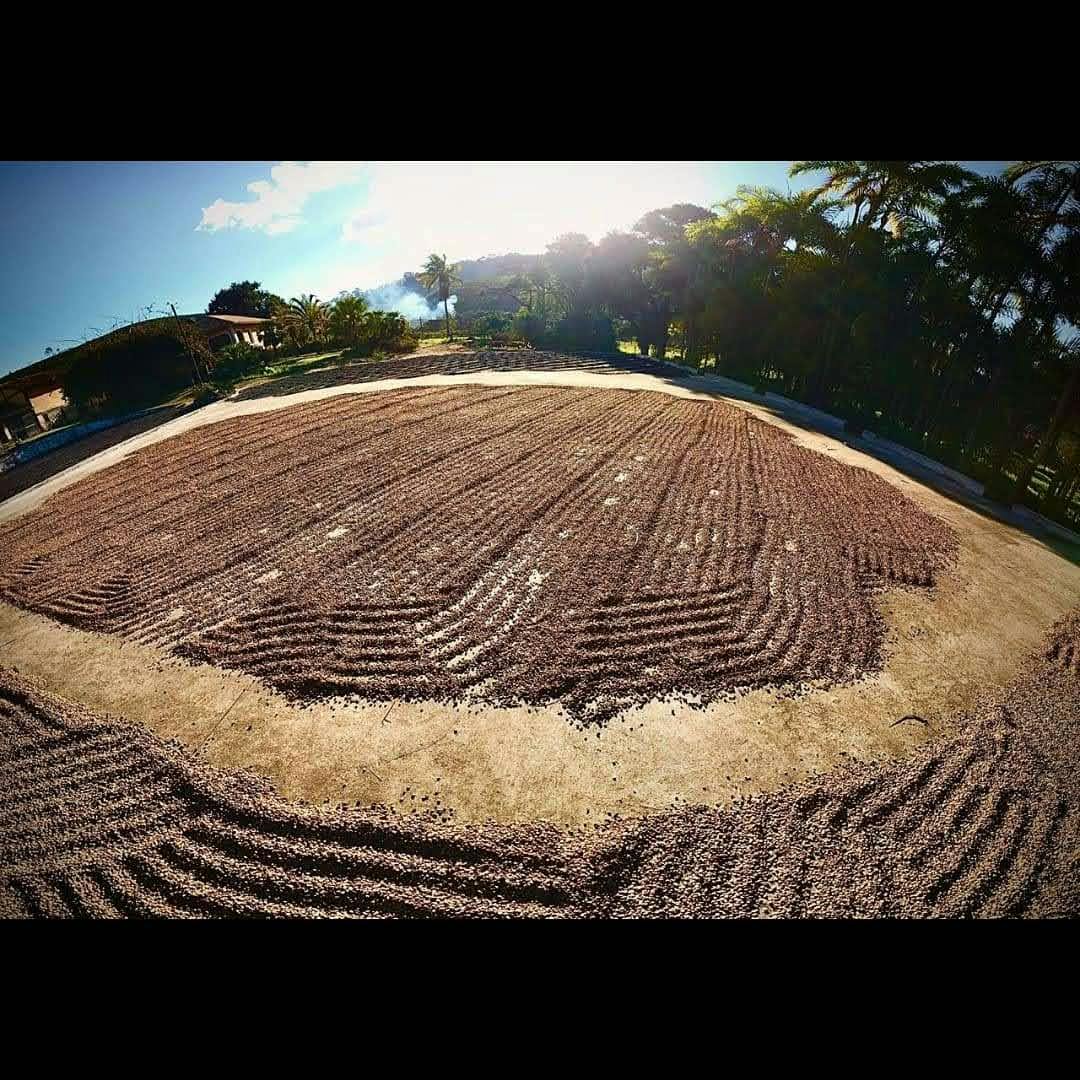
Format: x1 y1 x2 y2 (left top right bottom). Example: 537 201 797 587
263 218 303 236
261 162 719 302
333 162 715 289
342 208 389 240
198 161 365 234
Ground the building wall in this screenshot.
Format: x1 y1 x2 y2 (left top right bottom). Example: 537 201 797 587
29 389 67 415
0 387 40 443
209 329 266 351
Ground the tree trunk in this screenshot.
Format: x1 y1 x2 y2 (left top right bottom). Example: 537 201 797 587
976 180 1073 382
922 351 961 442
444 297 451 341
814 318 839 406
1011 364 1080 504
1062 471 1080 515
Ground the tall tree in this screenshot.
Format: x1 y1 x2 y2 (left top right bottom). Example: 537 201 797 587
419 254 462 340
273 294 327 350
791 161 975 237
634 204 715 247
208 281 281 318
1006 162 1080 500
329 294 370 348
787 162 976 404
545 234 594 315
589 231 659 355
637 207 718 365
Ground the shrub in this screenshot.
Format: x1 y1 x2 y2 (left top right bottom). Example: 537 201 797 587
983 472 1016 504
193 384 223 407
544 313 617 354
511 311 546 346
510 311 616 353
342 311 417 357
211 343 269 384
472 312 513 336
63 329 200 415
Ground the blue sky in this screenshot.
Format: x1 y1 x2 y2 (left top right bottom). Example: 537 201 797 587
0 161 1010 376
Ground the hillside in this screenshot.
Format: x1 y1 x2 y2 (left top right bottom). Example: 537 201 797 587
341 253 542 322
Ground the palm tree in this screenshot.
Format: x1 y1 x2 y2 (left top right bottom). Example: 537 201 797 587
1004 162 1080 500
294 294 328 346
528 263 554 318
1011 347 1080 503
419 254 462 340
329 294 370 349
787 162 977 405
791 161 975 237
946 163 1079 468
274 294 327 350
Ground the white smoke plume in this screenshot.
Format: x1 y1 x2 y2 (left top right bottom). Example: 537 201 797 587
346 282 457 323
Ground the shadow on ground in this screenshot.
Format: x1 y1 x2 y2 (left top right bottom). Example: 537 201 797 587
232 348 691 402
0 406 189 504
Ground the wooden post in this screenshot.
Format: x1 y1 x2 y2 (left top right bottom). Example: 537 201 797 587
170 303 204 385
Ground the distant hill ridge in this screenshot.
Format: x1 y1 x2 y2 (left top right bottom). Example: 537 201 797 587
340 253 543 321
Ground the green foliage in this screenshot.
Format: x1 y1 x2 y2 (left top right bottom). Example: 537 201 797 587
512 310 547 346
462 312 515 345
272 294 329 351
338 309 417 358
328 294 370 348
210 342 269 388
363 311 415 353
62 323 208 416
183 161 1080 527
470 312 514 336
514 310 616 353
419 254 463 340
545 233 593 310
208 281 281 318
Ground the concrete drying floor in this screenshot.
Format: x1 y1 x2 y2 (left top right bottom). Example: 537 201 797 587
3 360 1080 825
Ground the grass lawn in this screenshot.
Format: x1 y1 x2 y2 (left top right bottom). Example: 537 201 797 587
618 340 701 372
412 336 476 351
262 350 343 377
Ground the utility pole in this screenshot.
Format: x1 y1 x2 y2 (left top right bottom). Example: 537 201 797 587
170 303 205 386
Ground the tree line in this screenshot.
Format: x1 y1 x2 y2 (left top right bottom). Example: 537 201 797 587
209 163 1080 526
445 161 1079 524
207 281 417 356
